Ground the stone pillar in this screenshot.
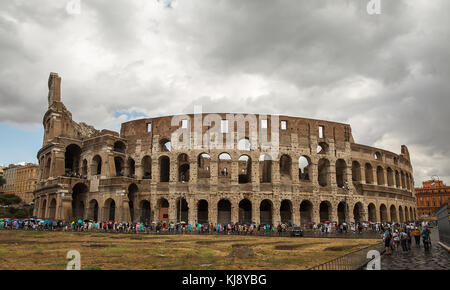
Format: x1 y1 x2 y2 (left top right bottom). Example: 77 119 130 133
375 205 381 223
231 160 239 185
122 199 130 222
292 202 300 226
251 157 260 191
292 159 299 183
209 199 217 224
272 200 281 225
188 197 197 225
152 158 159 183
231 201 239 224
252 198 260 224
359 166 366 184
312 202 320 224
169 197 177 223
136 162 143 179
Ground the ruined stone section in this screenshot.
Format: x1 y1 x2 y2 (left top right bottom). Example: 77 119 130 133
33 73 417 225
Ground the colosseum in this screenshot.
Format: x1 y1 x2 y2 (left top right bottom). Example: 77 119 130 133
33 73 417 225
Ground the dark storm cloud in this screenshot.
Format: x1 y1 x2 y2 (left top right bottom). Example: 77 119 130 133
0 0 449 183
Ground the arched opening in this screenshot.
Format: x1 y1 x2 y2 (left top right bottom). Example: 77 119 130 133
49 198 57 220
259 154 272 183
140 200 151 223
387 167 394 186
401 171 406 188
352 161 361 183
159 156 170 182
365 163 373 184
44 157 51 179
104 199 116 221
319 201 332 222
217 199 231 224
218 153 232 178
280 199 292 224
300 200 313 225
398 206 404 223
337 202 347 224
238 155 251 183
374 152 381 160
237 138 251 151
380 204 388 222
197 153 211 178
128 183 138 222
40 199 47 218
376 166 384 185
336 159 347 188
260 199 273 225
158 198 169 223
160 139 171 152
113 141 126 153
318 158 330 187
410 207 414 222
65 144 82 175
390 205 398 222
279 154 292 180
368 203 376 222
128 158 136 178
298 156 311 181
89 199 99 221
142 156 152 179
317 142 329 154
238 199 252 224
81 159 88 176
395 170 400 188
353 202 364 223
72 183 88 220
176 198 189 223
92 155 102 175
178 154 190 182
114 156 124 177
197 200 208 224
404 206 409 222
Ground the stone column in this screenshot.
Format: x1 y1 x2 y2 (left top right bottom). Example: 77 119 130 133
272 200 281 225
209 199 218 224
169 197 177 223
292 202 300 226
231 201 239 224
188 197 197 225
252 198 260 224
312 202 320 224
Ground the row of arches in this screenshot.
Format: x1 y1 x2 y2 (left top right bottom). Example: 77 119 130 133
351 161 413 190
39 182 416 224
41 143 413 193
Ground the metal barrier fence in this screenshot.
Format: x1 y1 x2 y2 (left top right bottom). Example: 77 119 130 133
309 242 385 270
436 204 450 246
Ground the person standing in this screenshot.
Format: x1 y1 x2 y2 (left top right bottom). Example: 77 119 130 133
383 228 392 255
421 227 431 250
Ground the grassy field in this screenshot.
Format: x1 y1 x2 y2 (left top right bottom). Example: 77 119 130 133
0 231 379 270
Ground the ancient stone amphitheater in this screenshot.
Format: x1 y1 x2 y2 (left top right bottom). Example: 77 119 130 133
34 73 417 225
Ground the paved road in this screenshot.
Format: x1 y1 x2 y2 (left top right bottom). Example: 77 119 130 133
380 229 450 270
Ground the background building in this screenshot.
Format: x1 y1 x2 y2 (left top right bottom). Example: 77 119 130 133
2 164 20 195
14 163 39 204
0 163 38 204
416 179 450 219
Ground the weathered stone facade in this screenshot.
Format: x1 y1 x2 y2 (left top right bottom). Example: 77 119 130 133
34 73 417 225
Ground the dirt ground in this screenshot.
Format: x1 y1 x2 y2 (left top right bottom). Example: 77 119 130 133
0 231 379 270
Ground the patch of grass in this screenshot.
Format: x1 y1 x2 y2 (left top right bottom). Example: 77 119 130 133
100 246 127 257
0 248 5 259
48 262 67 269
83 265 102 270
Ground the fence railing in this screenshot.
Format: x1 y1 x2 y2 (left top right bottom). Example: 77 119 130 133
309 242 385 270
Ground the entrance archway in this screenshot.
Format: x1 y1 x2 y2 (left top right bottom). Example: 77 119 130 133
280 199 292 224
238 199 252 224
217 199 231 224
197 200 208 224
260 199 273 225
300 200 313 225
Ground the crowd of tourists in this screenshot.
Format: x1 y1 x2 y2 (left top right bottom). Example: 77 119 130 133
0 217 430 239
381 221 434 254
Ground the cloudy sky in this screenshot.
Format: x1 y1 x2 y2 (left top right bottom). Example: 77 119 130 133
0 0 449 185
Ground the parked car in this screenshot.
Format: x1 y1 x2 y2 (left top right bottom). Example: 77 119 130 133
290 226 304 237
